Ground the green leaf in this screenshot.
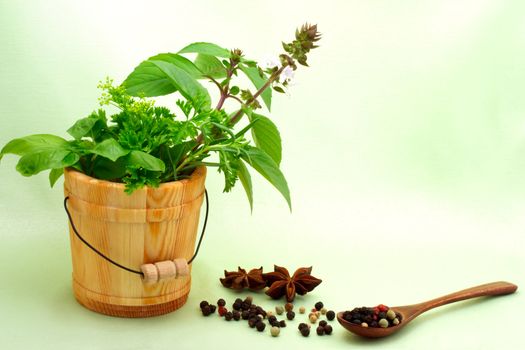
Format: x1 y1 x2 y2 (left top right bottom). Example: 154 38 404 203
49 168 63 187
194 54 227 79
179 42 231 58
237 160 253 211
241 146 291 210
16 150 79 176
127 150 165 172
248 113 282 165
89 138 129 162
122 53 202 97
1 134 69 162
67 117 98 140
150 60 211 110
91 156 127 180
239 65 272 111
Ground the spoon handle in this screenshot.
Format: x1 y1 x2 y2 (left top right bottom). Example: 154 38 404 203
416 281 517 314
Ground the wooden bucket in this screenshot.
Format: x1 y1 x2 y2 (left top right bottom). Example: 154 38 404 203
63 166 207 317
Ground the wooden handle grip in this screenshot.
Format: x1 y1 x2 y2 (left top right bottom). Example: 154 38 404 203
419 281 518 313
141 258 190 283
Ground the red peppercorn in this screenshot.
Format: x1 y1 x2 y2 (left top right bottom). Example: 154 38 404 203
218 306 227 317
378 304 388 312
373 307 380 314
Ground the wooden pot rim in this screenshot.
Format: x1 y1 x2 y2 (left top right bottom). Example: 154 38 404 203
64 166 206 192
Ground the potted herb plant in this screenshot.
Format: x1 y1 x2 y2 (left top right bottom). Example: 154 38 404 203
0 24 321 317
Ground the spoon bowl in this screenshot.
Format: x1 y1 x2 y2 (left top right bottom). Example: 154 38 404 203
337 281 517 339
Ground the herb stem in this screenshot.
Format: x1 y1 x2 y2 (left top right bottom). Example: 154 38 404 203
229 66 285 125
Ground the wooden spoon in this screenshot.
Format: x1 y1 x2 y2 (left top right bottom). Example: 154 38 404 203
337 281 517 338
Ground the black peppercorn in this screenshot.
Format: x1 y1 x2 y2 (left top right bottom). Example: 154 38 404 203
314 301 323 311
316 325 325 335
324 325 333 335
209 305 217 314
233 301 242 311
319 320 327 327
298 323 308 330
241 302 249 310
268 315 277 323
217 298 226 307
248 318 258 328
326 310 335 321
241 310 250 320
225 311 233 321
279 320 286 328
378 312 386 319
256 321 266 332
199 300 209 309
233 310 241 321
286 311 295 320
300 327 310 337
201 305 211 316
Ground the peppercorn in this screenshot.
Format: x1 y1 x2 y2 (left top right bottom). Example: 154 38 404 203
235 297 242 304
299 306 306 314
256 321 266 332
285 302 293 312
218 306 227 317
245 296 253 304
319 320 327 327
392 317 400 326
233 310 241 321
298 323 308 330
300 327 310 337
201 305 211 316
233 301 242 311
209 305 217 314
324 324 333 335
316 325 325 335
326 310 335 321
267 311 274 318
217 298 226 307
279 320 286 328
225 312 233 321
248 318 258 328
241 310 250 320
361 322 368 328
314 301 323 311
268 315 277 323
241 302 250 310
270 326 280 337
351 319 361 325
275 306 284 315
309 314 318 323
378 311 386 319
286 311 295 320
378 318 389 328
321 307 327 315
386 309 396 320
199 300 209 309
370 321 378 327
378 304 388 312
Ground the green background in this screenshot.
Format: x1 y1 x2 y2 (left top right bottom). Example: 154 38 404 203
1 0 524 349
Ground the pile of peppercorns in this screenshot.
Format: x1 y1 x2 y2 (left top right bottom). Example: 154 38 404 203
341 304 402 328
199 297 336 338
297 301 335 337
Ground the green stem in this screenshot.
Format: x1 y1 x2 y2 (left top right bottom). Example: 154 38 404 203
229 66 285 125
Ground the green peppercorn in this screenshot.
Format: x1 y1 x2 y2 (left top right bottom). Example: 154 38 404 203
275 306 284 315
361 322 368 328
321 307 327 315
393 317 400 326
386 309 396 320
270 326 280 337
378 318 389 328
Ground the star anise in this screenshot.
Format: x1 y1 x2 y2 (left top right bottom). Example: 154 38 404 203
263 265 322 302
220 266 266 291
